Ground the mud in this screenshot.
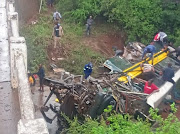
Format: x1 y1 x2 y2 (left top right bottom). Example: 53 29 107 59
159 101 180 120
31 85 59 134
0 82 21 134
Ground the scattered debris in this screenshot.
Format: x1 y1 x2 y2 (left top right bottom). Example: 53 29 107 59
40 41 180 132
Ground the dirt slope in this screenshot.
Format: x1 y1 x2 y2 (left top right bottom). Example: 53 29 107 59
83 33 125 57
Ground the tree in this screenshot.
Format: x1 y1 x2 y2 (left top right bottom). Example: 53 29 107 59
100 0 162 44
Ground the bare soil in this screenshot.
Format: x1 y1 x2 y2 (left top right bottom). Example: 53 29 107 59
46 32 125 63
83 32 125 57
159 102 180 120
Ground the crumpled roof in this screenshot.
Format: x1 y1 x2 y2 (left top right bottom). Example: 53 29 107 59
123 42 146 62
103 42 145 73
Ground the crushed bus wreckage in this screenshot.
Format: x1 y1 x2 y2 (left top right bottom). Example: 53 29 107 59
40 42 180 131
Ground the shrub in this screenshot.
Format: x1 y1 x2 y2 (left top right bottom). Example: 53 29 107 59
64 103 180 134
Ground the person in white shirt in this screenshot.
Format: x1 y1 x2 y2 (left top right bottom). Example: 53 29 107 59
140 63 155 81
53 10 62 22
154 31 168 43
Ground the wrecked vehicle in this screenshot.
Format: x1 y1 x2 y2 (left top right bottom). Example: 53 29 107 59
40 42 180 132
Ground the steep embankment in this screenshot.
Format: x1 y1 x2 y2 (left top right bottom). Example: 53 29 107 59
18 1 126 75
14 0 39 23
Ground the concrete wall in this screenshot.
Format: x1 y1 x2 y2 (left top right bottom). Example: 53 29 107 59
14 0 39 22
8 1 49 133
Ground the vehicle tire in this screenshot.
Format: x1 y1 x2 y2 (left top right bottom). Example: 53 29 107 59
89 93 105 119
97 95 116 115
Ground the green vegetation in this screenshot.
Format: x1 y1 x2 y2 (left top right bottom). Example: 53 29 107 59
21 14 52 72
57 0 180 45
60 45 105 75
64 104 180 134
22 0 180 73
20 1 180 133
21 4 105 74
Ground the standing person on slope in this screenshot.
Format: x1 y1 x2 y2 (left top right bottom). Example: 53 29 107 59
86 16 93 36
52 22 64 48
53 9 62 23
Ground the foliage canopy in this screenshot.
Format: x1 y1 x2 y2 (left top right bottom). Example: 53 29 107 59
57 0 180 45
64 104 180 134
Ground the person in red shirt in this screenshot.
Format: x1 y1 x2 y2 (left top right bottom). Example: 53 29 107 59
143 79 159 94
137 78 159 94
154 33 160 42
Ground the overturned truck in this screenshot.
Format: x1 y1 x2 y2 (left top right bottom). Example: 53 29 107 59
41 42 180 132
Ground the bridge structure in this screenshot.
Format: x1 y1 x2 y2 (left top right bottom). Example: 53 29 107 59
1 0 180 134
0 0 48 133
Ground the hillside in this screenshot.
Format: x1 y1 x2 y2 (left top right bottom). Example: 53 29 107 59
21 9 126 75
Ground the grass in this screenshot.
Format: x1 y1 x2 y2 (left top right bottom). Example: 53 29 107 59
20 13 52 72
58 21 106 75
20 9 106 75
59 44 105 75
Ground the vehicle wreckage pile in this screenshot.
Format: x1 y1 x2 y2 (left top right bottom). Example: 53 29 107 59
41 42 180 131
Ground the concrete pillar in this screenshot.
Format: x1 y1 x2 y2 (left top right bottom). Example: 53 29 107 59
17 119 49 134
147 69 180 108
10 37 27 89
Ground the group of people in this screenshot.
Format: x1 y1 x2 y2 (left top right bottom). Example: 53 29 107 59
142 31 180 61
138 31 178 95
28 64 45 92
142 31 169 61
35 11 179 96
52 10 64 48
33 10 95 91
139 62 175 95
51 10 94 48
83 32 179 95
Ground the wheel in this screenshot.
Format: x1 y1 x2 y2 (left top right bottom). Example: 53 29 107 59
97 95 116 115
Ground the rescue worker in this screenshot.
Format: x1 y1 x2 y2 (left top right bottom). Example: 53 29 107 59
137 79 159 94
142 44 156 60
52 22 64 48
47 0 54 8
37 64 45 92
175 46 180 58
112 46 123 57
86 16 93 36
84 62 93 79
144 79 159 94
161 63 178 100
154 31 168 43
53 10 62 22
161 63 175 84
28 72 35 94
140 63 155 81
170 46 180 58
